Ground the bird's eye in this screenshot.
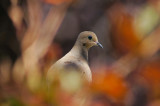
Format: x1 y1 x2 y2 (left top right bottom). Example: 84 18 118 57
88 36 92 40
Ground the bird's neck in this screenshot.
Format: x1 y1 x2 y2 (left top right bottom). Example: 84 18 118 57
70 41 88 61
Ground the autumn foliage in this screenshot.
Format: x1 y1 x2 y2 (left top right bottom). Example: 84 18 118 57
0 0 160 106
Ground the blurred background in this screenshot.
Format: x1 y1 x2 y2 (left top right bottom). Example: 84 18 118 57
0 0 160 105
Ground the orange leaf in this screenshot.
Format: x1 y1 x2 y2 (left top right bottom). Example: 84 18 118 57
141 61 160 85
108 3 140 54
92 72 128 102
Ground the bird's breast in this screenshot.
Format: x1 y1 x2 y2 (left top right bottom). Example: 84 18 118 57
76 60 92 82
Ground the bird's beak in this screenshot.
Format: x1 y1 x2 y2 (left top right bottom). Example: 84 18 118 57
97 42 103 48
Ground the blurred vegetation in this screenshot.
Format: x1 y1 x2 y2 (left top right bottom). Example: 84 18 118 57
0 0 160 106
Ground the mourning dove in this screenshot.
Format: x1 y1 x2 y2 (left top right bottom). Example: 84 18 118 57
47 31 103 85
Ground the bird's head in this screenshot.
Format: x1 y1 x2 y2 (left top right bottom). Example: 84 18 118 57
77 31 103 49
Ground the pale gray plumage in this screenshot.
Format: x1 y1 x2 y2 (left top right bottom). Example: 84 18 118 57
46 31 103 85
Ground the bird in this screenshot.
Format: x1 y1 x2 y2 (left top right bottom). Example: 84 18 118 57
46 31 103 86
